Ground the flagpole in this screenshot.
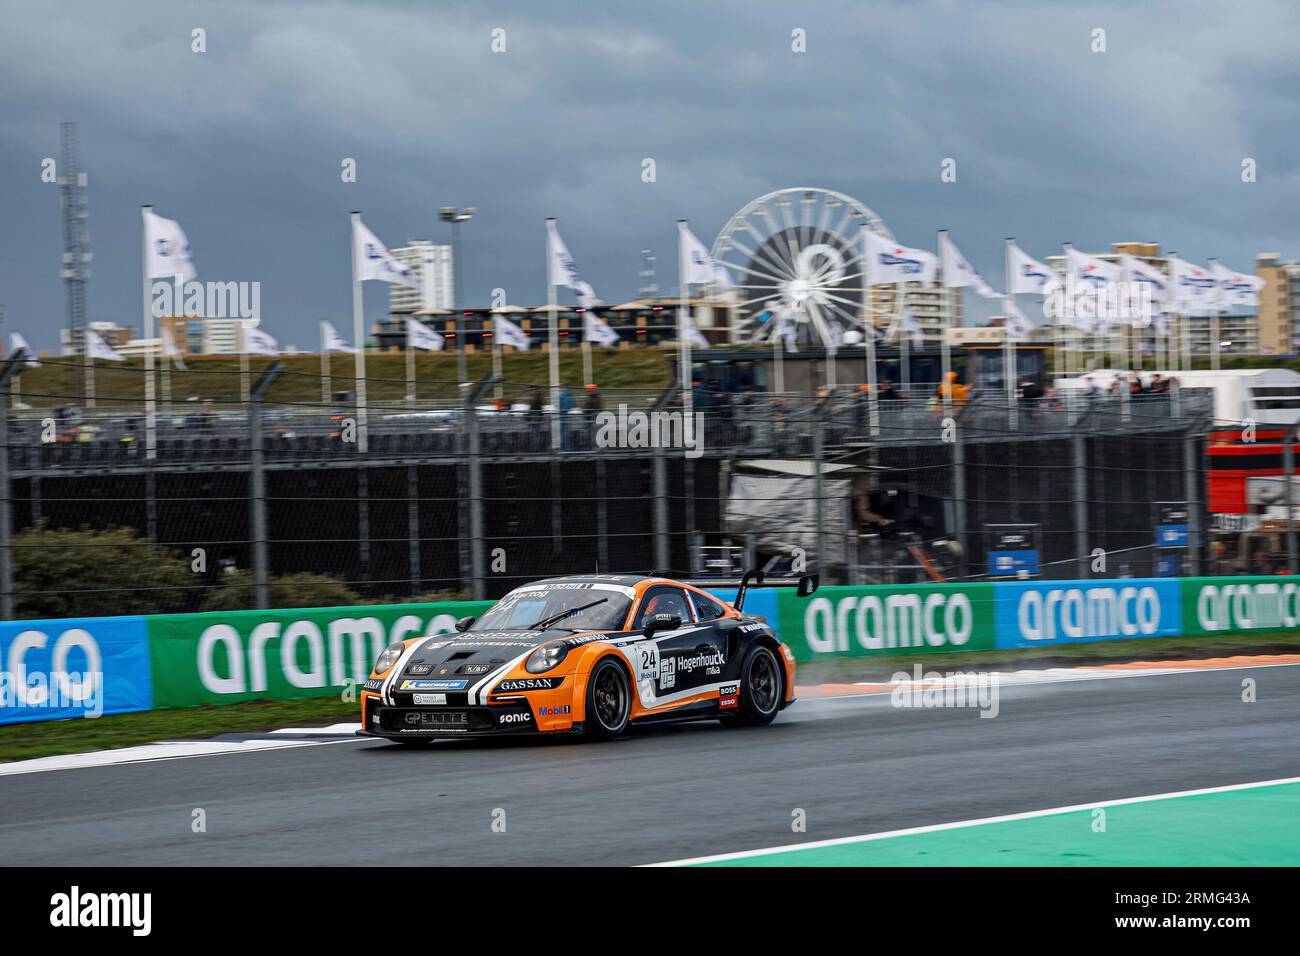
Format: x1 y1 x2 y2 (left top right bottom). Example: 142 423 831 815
938 230 952 415
351 212 369 453
1208 257 1222 371
161 318 172 417
406 326 415 406
860 227 879 436
677 220 692 423
546 218 560 451
320 322 331 404
1004 238 1017 429
492 315 503 401
581 313 593 387
141 205 157 460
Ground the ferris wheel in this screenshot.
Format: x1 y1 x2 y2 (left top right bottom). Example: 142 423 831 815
711 187 893 347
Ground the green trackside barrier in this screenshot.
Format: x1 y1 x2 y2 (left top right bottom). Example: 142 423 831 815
775 583 998 662
147 600 493 709
1181 575 1300 636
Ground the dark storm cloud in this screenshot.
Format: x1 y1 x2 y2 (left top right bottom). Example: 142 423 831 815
1 0 1297 349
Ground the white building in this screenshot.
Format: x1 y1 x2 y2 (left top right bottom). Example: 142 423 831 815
201 318 246 355
390 241 454 313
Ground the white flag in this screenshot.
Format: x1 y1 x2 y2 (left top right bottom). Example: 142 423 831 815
546 221 599 307
243 325 279 356
939 233 999 298
1066 248 1121 289
10 332 40 367
583 312 620 347
85 328 125 362
1210 261 1265 310
863 229 938 286
143 208 196 282
321 320 354 353
1120 254 1170 326
1007 243 1061 296
678 222 734 290
678 308 709 348
1004 299 1034 340
1119 254 1170 303
406 317 444 352
352 218 419 289
1168 256 1219 314
161 322 187 370
494 315 531 351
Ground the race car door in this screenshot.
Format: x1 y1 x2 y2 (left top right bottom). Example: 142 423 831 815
631 585 726 699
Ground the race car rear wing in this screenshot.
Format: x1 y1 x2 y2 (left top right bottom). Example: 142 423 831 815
684 570 819 613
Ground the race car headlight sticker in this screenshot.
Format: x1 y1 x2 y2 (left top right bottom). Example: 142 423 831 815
374 641 406 675
525 641 569 674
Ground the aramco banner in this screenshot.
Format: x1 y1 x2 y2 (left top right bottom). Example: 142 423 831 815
147 601 492 709
778 584 997 660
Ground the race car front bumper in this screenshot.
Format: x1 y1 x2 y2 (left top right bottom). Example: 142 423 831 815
360 697 577 739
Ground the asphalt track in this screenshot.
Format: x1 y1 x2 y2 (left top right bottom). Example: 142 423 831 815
1 663 1298 866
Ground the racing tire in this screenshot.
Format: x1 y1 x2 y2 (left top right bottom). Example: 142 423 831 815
585 657 631 740
720 644 783 727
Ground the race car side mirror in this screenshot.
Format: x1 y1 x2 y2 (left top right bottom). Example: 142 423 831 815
454 616 476 632
643 613 682 638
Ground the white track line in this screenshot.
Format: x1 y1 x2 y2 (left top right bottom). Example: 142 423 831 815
646 776 1300 866
0 734 367 777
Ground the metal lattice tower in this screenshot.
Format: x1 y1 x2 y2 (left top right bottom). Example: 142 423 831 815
59 121 91 357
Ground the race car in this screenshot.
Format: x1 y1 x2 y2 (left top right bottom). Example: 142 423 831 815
359 571 817 743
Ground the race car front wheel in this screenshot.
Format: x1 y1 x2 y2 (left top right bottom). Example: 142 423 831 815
721 645 782 727
585 658 630 740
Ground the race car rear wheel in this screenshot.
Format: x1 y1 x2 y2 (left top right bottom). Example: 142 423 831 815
721 644 782 727
585 658 630 740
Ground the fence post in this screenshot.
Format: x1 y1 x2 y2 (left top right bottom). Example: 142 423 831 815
952 429 967 580
407 464 421 596
1073 432 1090 579
813 394 828 580
465 374 497 600
249 361 284 610
1186 429 1204 576
0 348 26 620
648 386 680 571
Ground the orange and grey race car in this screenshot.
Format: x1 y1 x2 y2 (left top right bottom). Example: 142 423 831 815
359 571 817 743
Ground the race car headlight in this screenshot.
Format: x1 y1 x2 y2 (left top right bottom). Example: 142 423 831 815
525 641 569 674
374 641 406 674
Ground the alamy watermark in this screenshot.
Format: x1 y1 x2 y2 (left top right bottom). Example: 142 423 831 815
594 404 704 459
151 276 260 320
889 664 1000 718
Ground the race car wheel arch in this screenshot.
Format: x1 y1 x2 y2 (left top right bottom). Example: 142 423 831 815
583 655 632 740
722 643 784 727
745 633 796 705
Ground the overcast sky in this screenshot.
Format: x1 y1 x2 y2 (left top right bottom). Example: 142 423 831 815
2 0 1298 351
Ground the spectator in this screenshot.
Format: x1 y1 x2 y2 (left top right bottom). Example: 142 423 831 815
878 379 901 402
583 383 603 415
937 371 969 406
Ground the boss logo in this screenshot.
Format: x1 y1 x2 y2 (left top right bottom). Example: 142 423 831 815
719 684 739 696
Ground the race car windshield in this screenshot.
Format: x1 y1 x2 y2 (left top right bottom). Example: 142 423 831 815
471 588 633 632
